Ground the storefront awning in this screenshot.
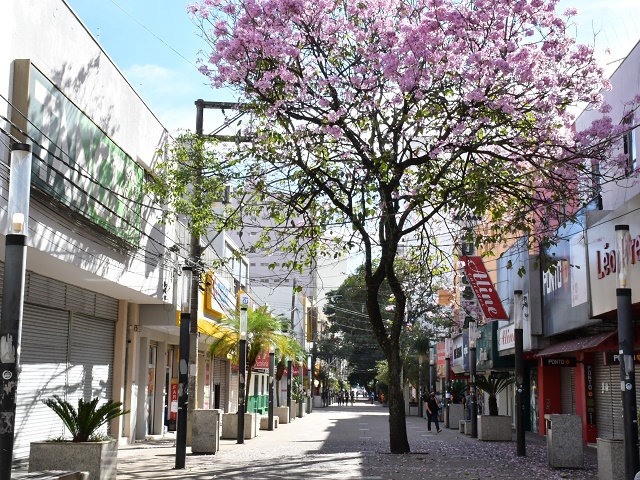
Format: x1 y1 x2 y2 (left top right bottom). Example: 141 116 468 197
536 330 617 357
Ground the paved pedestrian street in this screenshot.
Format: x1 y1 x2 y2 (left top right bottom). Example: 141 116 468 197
109 400 598 480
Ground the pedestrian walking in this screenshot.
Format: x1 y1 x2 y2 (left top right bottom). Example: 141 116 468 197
369 391 374 404
426 392 441 432
350 390 355 406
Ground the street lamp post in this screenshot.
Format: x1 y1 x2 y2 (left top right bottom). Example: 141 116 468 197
469 321 477 438
0 143 32 480
237 292 249 444
175 266 193 469
445 337 451 429
268 351 275 431
429 354 436 395
615 225 639 480
418 355 423 418
514 290 525 456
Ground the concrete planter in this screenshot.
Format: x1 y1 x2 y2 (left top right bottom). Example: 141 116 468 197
274 406 290 425
290 401 297 421
597 438 624 480
477 415 512 441
448 404 465 428
29 439 117 480
220 412 259 440
192 409 221 454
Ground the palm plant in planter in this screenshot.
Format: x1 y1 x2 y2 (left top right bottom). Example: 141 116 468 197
29 395 128 480
43 395 129 442
474 375 514 416
473 375 514 441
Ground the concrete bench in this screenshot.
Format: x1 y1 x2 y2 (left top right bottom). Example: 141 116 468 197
260 415 279 430
459 420 471 434
14 472 89 480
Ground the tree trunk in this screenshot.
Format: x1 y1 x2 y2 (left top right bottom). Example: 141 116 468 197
387 348 410 453
488 394 498 416
275 358 286 407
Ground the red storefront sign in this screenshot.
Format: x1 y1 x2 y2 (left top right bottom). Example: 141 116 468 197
169 379 179 421
283 364 308 376
254 351 270 369
460 256 508 320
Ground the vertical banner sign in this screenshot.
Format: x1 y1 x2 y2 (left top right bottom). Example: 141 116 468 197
170 379 179 422
585 364 596 425
460 256 508 320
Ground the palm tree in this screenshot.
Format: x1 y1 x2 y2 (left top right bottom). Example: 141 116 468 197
274 335 305 406
207 306 292 407
474 375 514 416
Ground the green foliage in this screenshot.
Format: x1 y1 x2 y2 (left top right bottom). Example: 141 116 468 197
207 305 299 403
43 395 129 442
473 375 515 416
450 380 468 403
145 130 236 238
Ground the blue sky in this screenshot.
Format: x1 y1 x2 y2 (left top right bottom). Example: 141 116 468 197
64 0 640 136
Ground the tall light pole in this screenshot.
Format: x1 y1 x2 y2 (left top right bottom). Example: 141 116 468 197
175 266 193 469
469 320 477 438
268 351 275 430
0 143 32 480
615 225 639 480
514 290 525 456
444 336 451 429
429 353 436 394
237 291 249 444
418 355 423 418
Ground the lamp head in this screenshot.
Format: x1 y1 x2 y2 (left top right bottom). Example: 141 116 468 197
513 290 523 329
616 225 631 288
468 321 477 348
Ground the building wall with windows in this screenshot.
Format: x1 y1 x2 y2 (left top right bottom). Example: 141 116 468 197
0 0 182 461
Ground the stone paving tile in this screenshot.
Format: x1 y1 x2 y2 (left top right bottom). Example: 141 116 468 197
109 401 599 479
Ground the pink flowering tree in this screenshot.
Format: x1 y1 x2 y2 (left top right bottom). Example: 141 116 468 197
187 0 622 453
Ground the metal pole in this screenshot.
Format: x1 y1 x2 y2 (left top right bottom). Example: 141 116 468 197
175 311 190 469
287 359 292 415
515 327 525 455
618 288 639 479
0 236 27 479
445 356 451 429
418 357 423 418
237 338 246 444
0 143 31 480
429 357 436 395
470 345 477 438
514 289 525 456
268 352 275 430
615 225 639 480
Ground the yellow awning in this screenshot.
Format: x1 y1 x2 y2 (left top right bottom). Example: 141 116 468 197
175 311 232 339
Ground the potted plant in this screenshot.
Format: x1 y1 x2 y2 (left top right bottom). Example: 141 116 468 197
448 380 468 427
29 395 128 480
474 375 514 441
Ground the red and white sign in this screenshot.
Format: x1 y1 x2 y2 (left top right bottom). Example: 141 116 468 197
169 379 179 421
460 256 508 320
254 351 271 369
498 324 515 351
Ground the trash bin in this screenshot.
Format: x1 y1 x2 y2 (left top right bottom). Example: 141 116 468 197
192 409 221 454
544 414 583 469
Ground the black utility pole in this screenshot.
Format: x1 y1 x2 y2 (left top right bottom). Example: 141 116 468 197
514 290 525 456
0 143 31 480
615 225 639 480
469 321 478 438
445 337 451 429
175 267 193 469
268 352 275 430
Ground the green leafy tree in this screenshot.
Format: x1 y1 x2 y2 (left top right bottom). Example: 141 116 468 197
184 0 621 454
208 306 291 405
